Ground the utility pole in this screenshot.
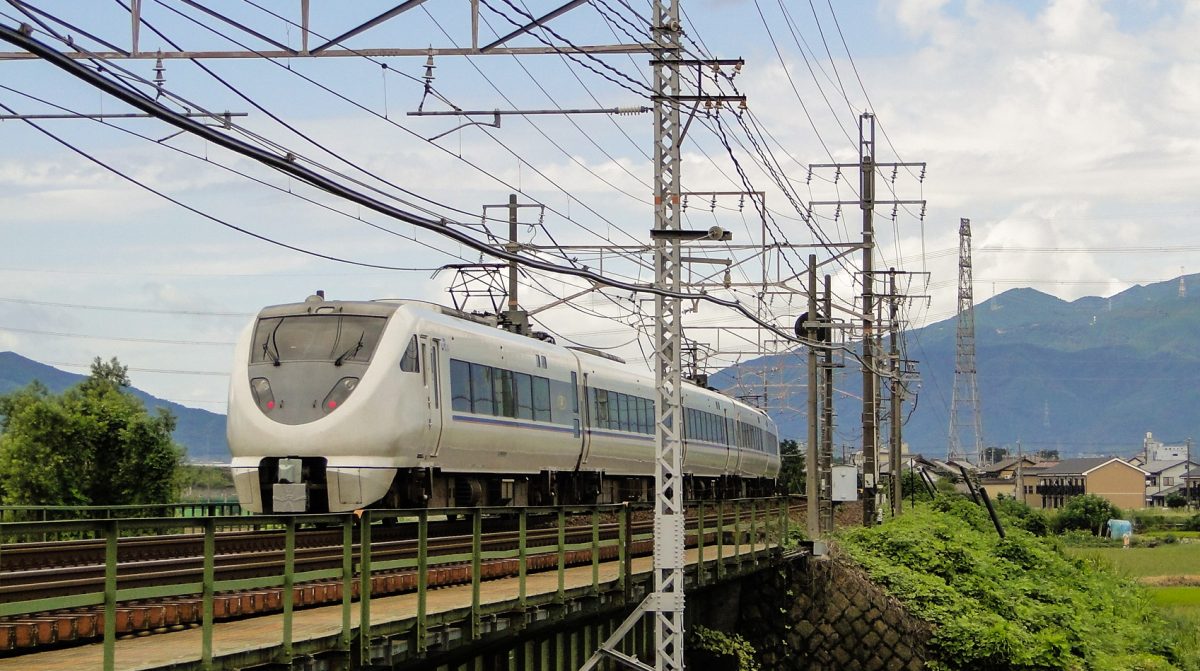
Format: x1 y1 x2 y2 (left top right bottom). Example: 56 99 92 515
504 194 530 335
889 269 903 517
807 112 924 525
806 254 820 537
820 274 835 532
1017 439 1024 504
859 114 880 525
1189 437 1194 508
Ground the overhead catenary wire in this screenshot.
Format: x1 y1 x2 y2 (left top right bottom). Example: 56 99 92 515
0 24 859 358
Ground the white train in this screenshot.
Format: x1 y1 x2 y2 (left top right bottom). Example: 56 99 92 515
228 294 781 513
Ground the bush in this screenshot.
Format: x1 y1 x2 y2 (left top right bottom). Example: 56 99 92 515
1185 514 1200 532
993 496 1052 536
1167 493 1188 509
1054 494 1123 535
837 503 1197 670
688 626 759 671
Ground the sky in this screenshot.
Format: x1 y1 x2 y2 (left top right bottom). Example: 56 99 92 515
0 0 1196 426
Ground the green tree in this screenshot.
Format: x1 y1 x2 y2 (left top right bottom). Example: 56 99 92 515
1166 493 1187 509
1054 493 1123 535
0 357 181 507
778 439 805 494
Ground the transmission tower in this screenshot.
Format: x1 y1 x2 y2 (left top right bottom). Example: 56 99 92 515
947 217 984 463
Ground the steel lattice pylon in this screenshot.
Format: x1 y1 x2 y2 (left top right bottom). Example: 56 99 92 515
947 217 984 463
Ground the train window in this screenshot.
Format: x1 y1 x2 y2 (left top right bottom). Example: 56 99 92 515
621 394 634 432
253 314 387 364
532 376 552 422
419 343 427 384
470 363 494 415
400 336 420 372
613 393 625 431
450 359 471 411
595 390 609 427
514 372 534 420
493 369 515 418
634 398 646 435
570 372 579 413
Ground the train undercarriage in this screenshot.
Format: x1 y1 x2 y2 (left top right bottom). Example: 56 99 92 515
253 456 777 514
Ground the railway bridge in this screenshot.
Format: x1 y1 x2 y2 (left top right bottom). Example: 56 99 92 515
0 497 827 671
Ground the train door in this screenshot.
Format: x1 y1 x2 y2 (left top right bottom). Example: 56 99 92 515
425 336 446 457
576 371 592 466
721 409 733 472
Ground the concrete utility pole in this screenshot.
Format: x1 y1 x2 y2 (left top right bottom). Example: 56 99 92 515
858 114 879 525
806 115 925 525
806 255 820 537
820 274 835 532
889 269 903 517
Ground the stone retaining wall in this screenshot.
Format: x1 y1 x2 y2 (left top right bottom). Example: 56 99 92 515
733 552 932 671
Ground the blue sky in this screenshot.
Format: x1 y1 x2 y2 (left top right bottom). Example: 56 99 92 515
0 0 1196 436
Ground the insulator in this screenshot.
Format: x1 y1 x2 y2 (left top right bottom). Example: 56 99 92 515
615 106 645 115
681 195 688 211
153 52 165 100
738 99 747 110
422 49 436 84
733 62 743 74
805 168 812 185
710 196 717 211
723 269 732 289
834 167 841 184
833 204 841 222
738 195 744 211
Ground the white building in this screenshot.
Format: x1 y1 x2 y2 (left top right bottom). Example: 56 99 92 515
1143 432 1189 463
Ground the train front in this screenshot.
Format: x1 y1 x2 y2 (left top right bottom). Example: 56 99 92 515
227 296 413 513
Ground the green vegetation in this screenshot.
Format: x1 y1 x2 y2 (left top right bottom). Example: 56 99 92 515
688 625 760 671
0 358 181 508
176 464 235 502
1150 588 1200 610
777 439 804 494
1053 493 1123 534
839 495 1198 671
1072 545 1200 579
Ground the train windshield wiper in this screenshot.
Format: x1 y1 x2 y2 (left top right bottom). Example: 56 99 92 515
262 319 282 366
334 331 366 366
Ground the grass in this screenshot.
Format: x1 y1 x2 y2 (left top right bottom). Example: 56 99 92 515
1149 587 1200 609
1072 544 1200 578
1144 531 1200 539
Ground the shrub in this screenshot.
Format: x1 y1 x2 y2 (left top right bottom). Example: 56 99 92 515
1167 493 1188 509
837 503 1196 670
688 626 759 671
1054 494 1123 535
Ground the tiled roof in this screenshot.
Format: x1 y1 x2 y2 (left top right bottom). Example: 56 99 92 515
1037 457 1141 476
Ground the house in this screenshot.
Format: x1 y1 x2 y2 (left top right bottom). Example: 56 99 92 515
977 456 1039 500
1034 457 1147 510
1141 460 1197 507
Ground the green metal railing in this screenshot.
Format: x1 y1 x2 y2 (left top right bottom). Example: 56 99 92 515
0 497 792 670
0 501 245 523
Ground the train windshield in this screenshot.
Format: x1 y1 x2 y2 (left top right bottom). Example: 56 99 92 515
253 315 387 364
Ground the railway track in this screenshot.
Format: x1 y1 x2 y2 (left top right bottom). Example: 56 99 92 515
0 502 798 654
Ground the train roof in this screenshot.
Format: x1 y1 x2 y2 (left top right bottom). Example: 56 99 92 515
257 296 773 422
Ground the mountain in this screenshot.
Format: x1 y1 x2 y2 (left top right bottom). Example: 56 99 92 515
714 274 1200 459
0 352 229 463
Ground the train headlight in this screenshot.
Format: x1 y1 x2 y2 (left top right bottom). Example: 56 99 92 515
250 377 275 412
322 377 359 413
